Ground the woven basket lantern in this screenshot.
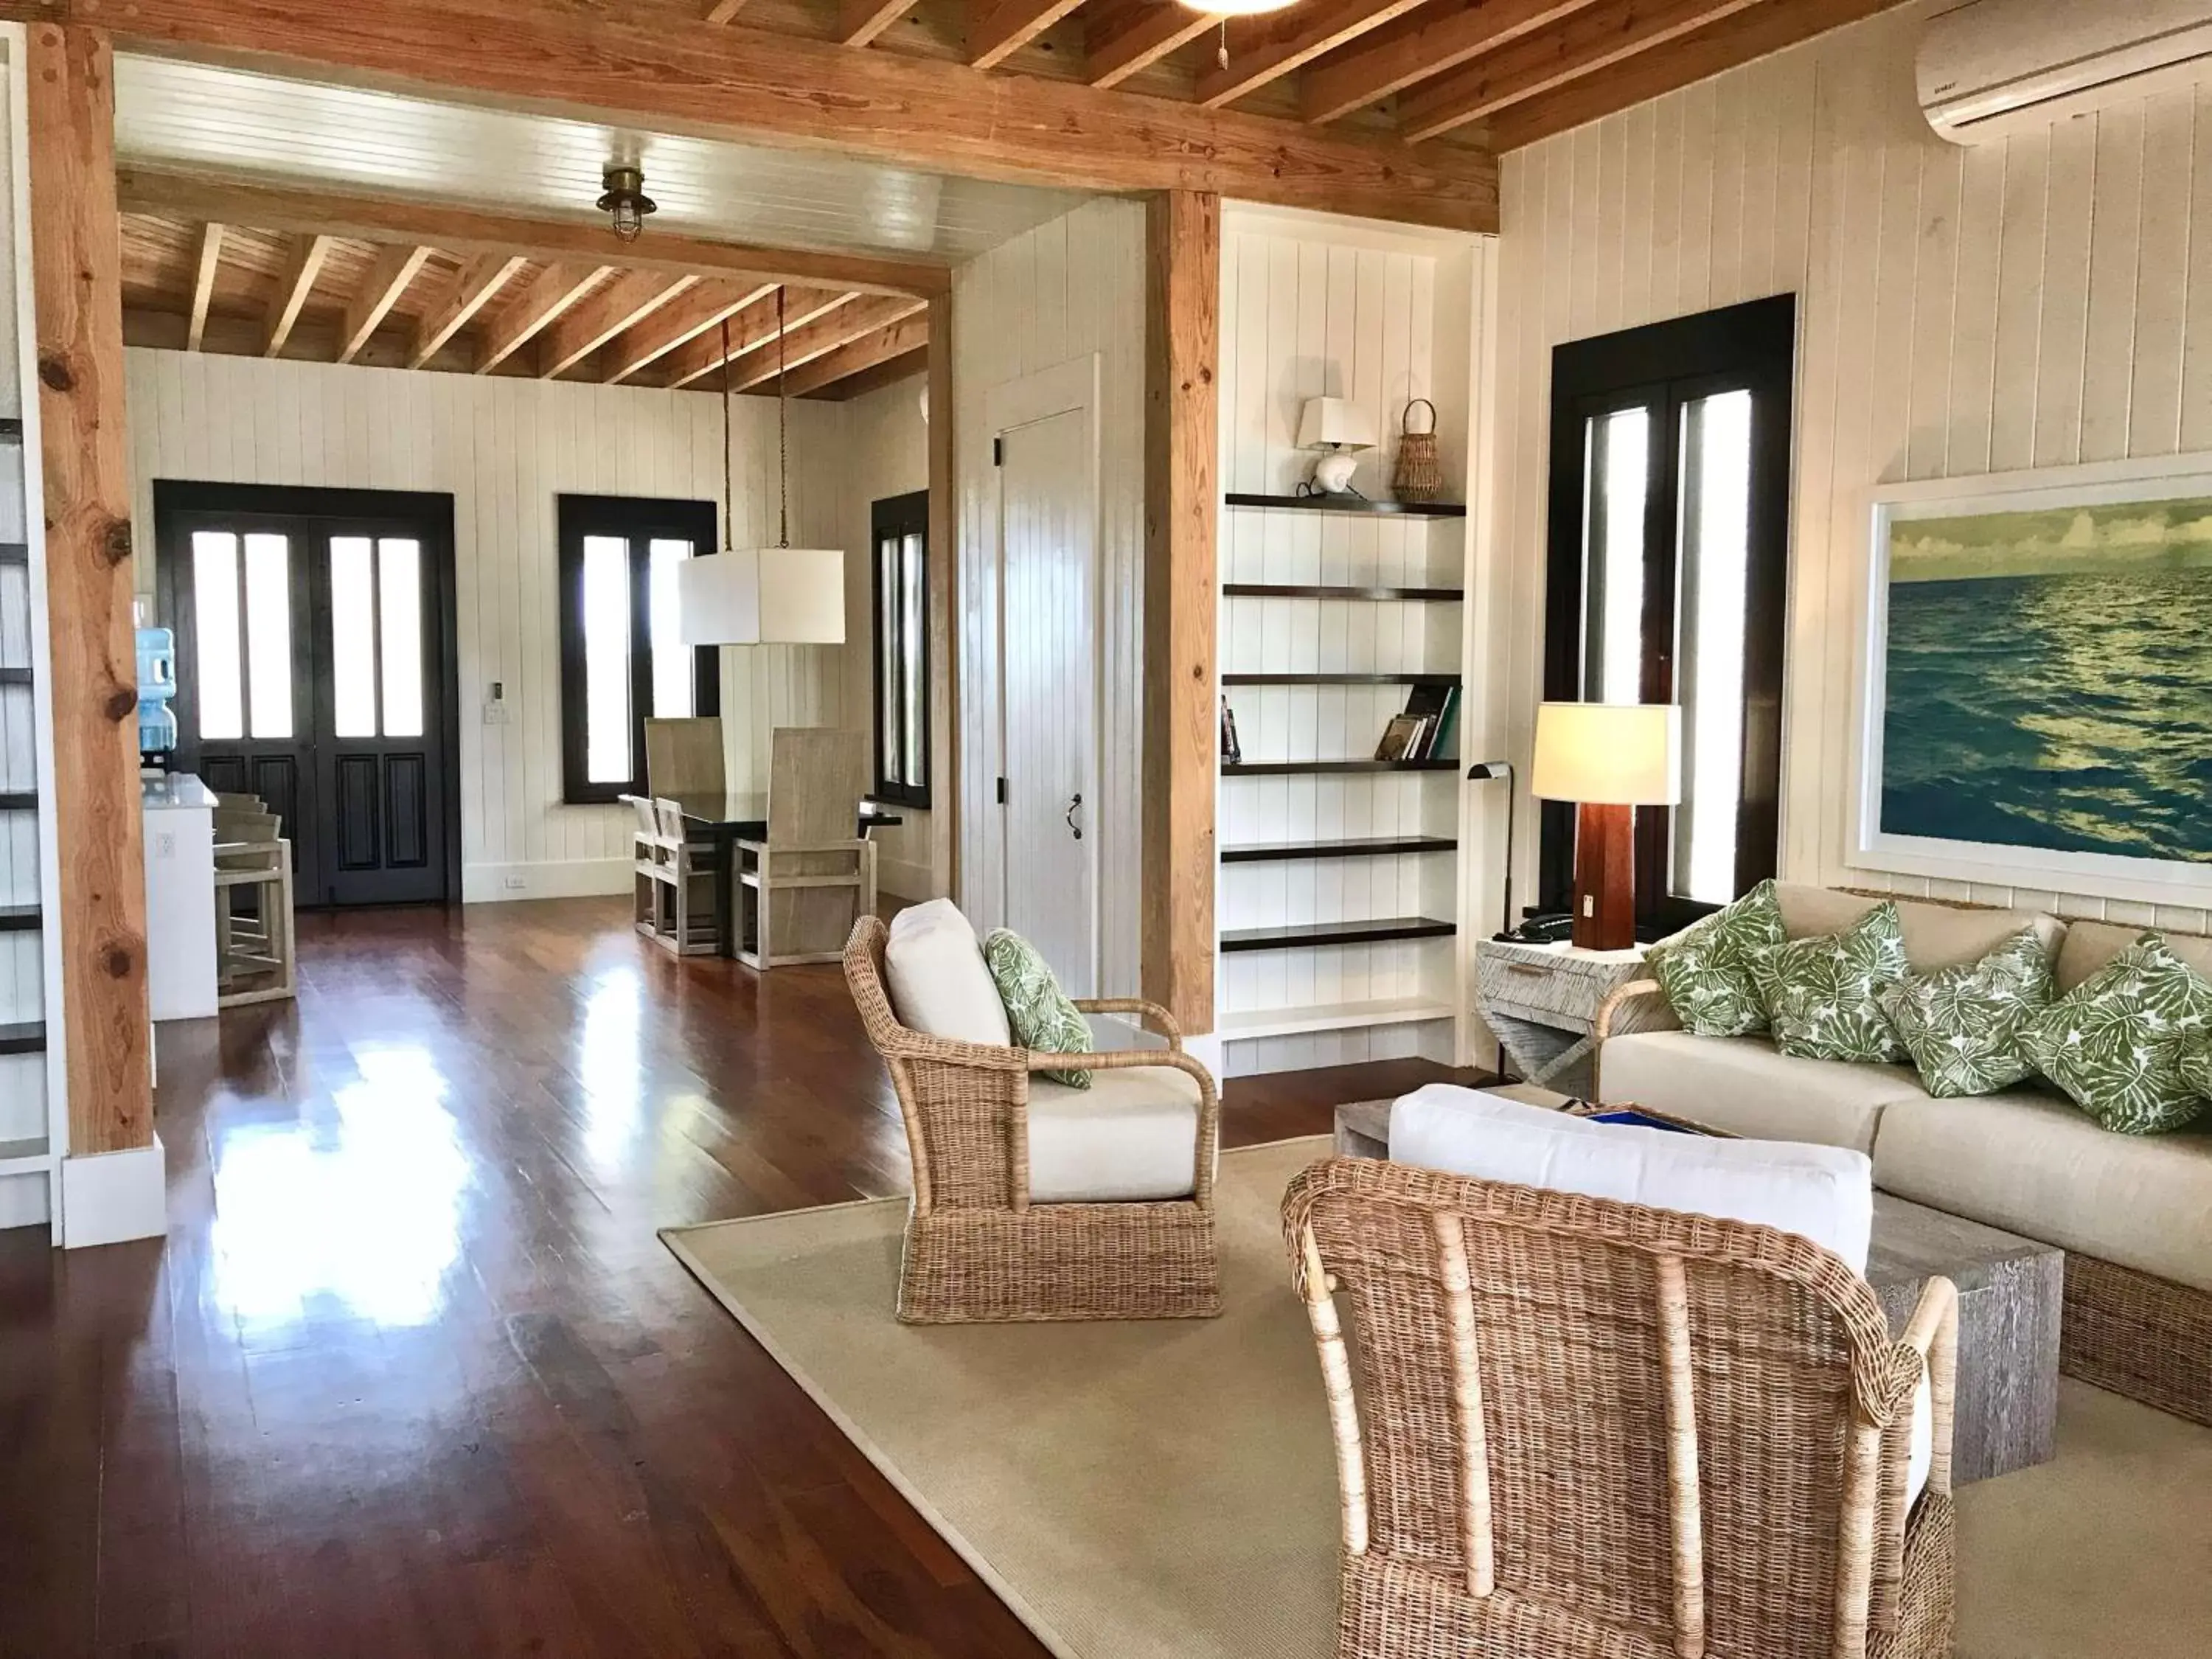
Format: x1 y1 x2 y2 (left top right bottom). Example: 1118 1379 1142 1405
1391 397 1443 503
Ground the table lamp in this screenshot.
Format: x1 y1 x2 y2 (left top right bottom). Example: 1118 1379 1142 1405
1528 701 1680 951
1295 397 1375 496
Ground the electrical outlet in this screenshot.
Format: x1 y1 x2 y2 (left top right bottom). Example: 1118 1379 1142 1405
155 830 176 859
502 874 526 891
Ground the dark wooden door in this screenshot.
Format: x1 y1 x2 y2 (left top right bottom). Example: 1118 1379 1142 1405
159 484 459 908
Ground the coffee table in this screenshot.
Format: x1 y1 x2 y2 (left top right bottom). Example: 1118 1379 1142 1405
1331 1091 2062 1485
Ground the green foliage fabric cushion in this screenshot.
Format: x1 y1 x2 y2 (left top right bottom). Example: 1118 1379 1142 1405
2023 933 2212 1135
1646 879 1784 1037
1877 928 2053 1098
982 928 1092 1088
1755 902 1910 1064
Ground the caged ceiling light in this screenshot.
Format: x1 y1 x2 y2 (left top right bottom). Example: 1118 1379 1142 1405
1176 0 1298 13
597 164 658 243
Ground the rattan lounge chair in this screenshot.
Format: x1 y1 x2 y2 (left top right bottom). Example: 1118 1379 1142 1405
845 914 1222 1324
1284 1155 1958 1659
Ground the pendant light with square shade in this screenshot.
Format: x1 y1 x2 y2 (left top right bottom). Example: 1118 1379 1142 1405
677 289 846 646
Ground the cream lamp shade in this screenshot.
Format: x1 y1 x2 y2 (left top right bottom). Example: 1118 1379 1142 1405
677 546 846 646
1295 396 1377 451
1529 701 1682 806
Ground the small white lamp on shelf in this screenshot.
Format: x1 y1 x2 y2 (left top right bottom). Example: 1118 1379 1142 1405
1295 397 1376 498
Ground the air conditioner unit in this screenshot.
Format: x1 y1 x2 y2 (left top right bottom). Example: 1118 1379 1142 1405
1918 0 2212 145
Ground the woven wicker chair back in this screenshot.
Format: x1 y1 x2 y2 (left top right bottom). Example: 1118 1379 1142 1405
1284 1156 1931 1659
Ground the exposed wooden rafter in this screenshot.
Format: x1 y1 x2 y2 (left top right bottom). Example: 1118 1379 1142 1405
186 220 222 351
809 342 928 400
337 242 431 364
967 0 1088 70
410 251 528 368
703 0 750 21
658 287 855 389
263 232 330 357
1301 0 1600 123
725 293 925 392
1085 3 1217 89
536 270 697 378
474 262 611 373
602 279 775 383
838 0 924 47
1194 0 1432 109
779 310 928 397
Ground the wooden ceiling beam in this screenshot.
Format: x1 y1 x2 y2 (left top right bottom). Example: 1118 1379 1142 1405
410 251 528 368
726 293 925 392
1486 0 1910 148
115 170 950 299
657 286 858 389
601 279 773 383
186 220 222 351
537 270 697 378
1085 4 1217 90
262 231 330 357
475 263 612 373
703 0 751 20
778 310 928 396
1194 0 1433 108
336 242 432 364
1399 0 1762 142
807 343 928 400
967 0 1088 71
82 0 1497 232
838 0 923 47
1301 0 1601 123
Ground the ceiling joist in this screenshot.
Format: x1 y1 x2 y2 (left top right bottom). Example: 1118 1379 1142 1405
726 293 926 392
475 262 611 373
779 310 928 397
186 220 222 352
967 0 1089 70
838 0 924 47
263 232 330 357
1301 0 1600 123
410 251 528 368
658 286 855 389
1194 0 1433 108
1085 4 1218 89
537 269 697 378
602 279 775 383
338 242 431 364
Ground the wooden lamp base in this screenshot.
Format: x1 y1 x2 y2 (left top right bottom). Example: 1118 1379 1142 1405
1571 801 1636 950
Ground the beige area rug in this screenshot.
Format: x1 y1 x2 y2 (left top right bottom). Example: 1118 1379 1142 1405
663 1137 2212 1659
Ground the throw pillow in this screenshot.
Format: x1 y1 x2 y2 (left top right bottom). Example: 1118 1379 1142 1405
1645 878 1784 1037
1878 927 2054 1098
982 928 1093 1088
2022 932 2212 1135
884 898 1012 1046
1756 901 1910 1064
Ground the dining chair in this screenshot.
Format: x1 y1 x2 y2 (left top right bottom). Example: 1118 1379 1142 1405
632 794 678 945
650 797 720 957
211 793 297 1008
734 728 877 969
643 717 726 798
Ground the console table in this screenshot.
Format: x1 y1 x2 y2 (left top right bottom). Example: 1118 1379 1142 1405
1472 936 1649 1099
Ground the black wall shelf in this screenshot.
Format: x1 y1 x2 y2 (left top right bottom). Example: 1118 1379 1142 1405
1225 493 1466 519
1221 672 1461 687
0 904 39 932
0 667 29 687
1222 759 1456 776
0 543 26 568
1222 835 1458 863
0 1020 46 1056
1224 582 1464 602
0 792 36 811
0 417 20 443
1222 917 1458 952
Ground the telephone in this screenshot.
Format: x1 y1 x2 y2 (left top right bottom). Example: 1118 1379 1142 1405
1498 912 1574 945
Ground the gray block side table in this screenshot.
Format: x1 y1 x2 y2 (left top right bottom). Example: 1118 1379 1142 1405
1473 937 1649 1099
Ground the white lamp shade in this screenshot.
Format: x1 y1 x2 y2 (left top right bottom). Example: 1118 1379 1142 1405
677 546 846 645
1295 396 1376 451
1529 701 1681 806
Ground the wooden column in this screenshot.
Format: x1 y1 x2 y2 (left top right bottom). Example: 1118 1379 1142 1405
27 24 154 1158
925 291 957 900
1141 191 1218 1034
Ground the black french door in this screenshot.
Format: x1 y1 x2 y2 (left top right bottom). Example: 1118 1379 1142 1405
156 483 460 908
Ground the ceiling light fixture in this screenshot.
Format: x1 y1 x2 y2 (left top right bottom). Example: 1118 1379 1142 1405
597 163 657 243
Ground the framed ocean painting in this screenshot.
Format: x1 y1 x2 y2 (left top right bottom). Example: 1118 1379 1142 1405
1854 453 2212 905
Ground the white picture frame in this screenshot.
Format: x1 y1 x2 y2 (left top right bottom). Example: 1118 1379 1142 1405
1852 451 2212 908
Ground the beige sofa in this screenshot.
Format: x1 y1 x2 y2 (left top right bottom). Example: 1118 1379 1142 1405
1592 883 2212 1428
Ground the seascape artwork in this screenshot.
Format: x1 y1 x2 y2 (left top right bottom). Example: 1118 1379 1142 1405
1879 495 2212 866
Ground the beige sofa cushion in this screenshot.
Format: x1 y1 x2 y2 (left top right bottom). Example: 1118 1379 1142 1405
1772 882 2060 973
1874 1088 2212 1295
2055 918 2212 994
1027 1065 1202 1203
1597 1030 1929 1153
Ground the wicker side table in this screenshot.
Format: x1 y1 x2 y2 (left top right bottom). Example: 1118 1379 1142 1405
1473 938 1649 1099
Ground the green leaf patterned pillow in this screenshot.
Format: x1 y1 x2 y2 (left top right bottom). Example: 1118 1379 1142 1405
1645 878 1784 1037
2180 1034 2212 1107
982 928 1092 1088
1877 927 2053 1098
1754 901 1910 1064
2022 933 2212 1135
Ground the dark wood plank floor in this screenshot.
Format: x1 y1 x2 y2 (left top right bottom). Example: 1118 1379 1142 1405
0 897 1485 1658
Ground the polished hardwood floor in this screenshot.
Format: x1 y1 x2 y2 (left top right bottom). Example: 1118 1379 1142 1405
0 897 1485 1658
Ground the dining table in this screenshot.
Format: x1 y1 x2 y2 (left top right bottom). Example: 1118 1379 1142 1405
622 791 902 959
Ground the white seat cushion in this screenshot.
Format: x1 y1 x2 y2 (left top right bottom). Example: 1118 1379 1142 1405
1599 1030 1928 1153
1389 1084 1876 1272
1874 1086 2212 1295
1028 1065 1203 1203
884 898 1012 1046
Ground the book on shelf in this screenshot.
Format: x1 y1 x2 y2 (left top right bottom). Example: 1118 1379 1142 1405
1220 695 1242 764
1399 683 1459 760
1374 713 1430 762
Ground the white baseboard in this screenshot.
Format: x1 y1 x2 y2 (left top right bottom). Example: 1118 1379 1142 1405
61 1136 166 1248
462 858 633 903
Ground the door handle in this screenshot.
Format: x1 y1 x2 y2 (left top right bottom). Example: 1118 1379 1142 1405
1065 793 1083 841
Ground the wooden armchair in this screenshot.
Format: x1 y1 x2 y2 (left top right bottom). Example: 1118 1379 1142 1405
1284 1156 1958 1659
844 914 1222 1324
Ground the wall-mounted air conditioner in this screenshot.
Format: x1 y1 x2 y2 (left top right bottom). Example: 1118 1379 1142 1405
1919 0 2212 145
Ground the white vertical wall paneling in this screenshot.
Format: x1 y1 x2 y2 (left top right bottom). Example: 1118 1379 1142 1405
1490 0 2212 938
125 349 855 901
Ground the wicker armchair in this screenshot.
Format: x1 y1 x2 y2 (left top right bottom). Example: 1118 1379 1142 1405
844 915 1222 1324
1284 1156 1958 1659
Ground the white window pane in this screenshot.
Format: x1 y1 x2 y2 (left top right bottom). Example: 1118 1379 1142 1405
877 535 898 780
900 532 925 790
1586 407 1650 704
647 538 692 719
378 538 424 738
192 531 243 741
243 533 293 740
330 537 378 738
583 535 633 784
1673 390 1753 905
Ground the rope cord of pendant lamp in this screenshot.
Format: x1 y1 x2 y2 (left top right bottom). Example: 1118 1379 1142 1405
776 286 789 549
719 315 734 553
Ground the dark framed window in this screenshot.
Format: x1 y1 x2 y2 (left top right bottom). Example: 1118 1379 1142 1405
557 494 721 804
871 490 931 809
1541 294 1796 937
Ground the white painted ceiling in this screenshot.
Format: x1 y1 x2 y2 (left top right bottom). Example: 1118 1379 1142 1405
114 54 1091 263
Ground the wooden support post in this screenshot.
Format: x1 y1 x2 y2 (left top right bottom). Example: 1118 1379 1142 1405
1141 190 1217 1035
27 24 155 1159
925 291 956 900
